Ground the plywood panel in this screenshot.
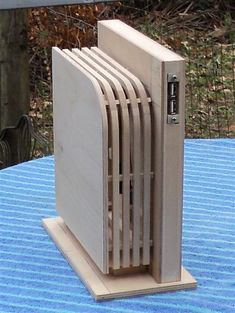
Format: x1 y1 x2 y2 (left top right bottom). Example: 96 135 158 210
52 47 109 273
63 48 121 270
160 62 185 282
98 19 185 283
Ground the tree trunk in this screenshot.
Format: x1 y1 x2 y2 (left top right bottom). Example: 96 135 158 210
0 9 29 131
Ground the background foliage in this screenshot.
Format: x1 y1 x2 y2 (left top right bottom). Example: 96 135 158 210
27 0 235 156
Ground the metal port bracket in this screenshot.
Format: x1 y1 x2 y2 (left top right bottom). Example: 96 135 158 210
167 73 180 124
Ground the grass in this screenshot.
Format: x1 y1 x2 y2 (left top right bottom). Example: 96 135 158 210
185 39 235 138
138 19 235 138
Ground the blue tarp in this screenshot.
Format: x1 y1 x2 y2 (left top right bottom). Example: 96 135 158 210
0 139 234 313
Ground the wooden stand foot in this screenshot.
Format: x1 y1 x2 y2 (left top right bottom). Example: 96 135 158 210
43 217 197 301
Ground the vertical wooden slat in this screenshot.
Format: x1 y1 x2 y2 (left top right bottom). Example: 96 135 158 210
63 49 120 270
74 48 131 269
81 48 143 267
91 47 152 265
159 61 185 282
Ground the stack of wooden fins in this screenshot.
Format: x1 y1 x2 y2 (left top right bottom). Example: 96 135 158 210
57 47 153 272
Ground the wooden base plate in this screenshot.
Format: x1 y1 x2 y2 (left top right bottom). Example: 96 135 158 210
42 217 197 300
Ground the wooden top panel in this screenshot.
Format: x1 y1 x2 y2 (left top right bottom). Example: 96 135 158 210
0 0 112 10
98 20 184 62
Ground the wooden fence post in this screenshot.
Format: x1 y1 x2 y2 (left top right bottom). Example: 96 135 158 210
0 9 29 131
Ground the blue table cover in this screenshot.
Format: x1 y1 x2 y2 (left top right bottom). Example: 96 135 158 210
0 139 235 313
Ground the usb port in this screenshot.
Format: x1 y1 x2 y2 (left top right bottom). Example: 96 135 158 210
169 82 177 97
169 99 177 114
